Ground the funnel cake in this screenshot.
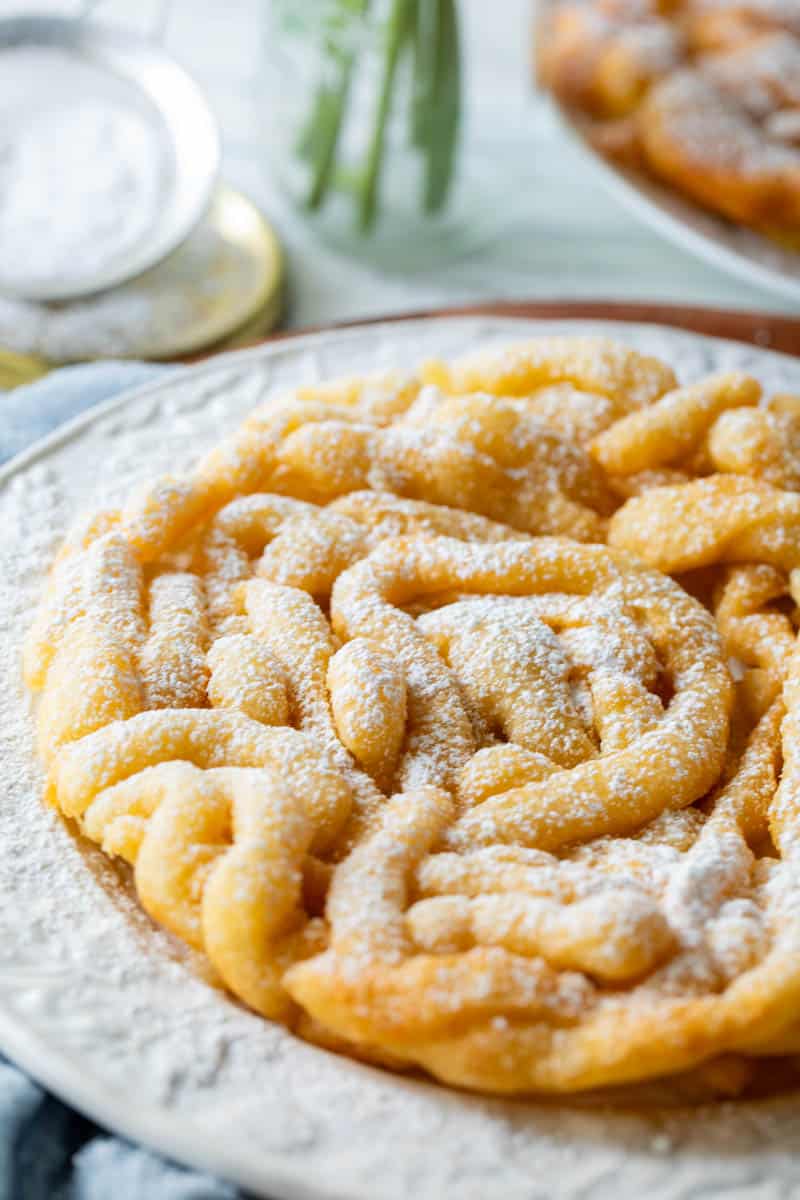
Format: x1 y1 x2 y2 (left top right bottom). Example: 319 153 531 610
539 1 800 239
26 336 800 1096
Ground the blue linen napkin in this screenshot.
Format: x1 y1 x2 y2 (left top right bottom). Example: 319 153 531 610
0 363 248 1200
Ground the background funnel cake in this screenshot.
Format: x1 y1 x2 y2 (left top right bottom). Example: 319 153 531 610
538 1 800 241
25 336 800 1096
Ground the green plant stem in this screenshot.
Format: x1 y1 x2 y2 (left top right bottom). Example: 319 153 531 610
357 0 415 232
294 0 461 231
300 2 369 211
421 0 460 212
411 0 436 147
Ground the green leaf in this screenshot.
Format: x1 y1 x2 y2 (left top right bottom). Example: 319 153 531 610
411 0 437 148
356 0 416 233
421 0 461 213
297 0 371 211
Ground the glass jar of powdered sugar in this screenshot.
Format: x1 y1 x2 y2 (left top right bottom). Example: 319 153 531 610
0 19 218 302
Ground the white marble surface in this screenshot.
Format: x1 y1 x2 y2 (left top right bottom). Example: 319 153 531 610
3 0 798 325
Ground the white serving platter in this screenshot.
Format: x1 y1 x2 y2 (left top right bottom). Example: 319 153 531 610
549 97 800 309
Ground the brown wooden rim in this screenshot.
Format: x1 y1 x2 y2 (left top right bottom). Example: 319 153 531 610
196 299 800 361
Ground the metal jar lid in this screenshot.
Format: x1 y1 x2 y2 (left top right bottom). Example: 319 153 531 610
0 187 285 365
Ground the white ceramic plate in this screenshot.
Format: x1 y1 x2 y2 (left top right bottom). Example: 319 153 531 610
548 97 800 307
3 317 800 1200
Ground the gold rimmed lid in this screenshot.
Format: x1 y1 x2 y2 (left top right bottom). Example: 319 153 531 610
0 348 49 390
0 187 284 370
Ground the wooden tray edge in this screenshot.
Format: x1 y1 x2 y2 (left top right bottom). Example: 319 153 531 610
198 299 799 360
